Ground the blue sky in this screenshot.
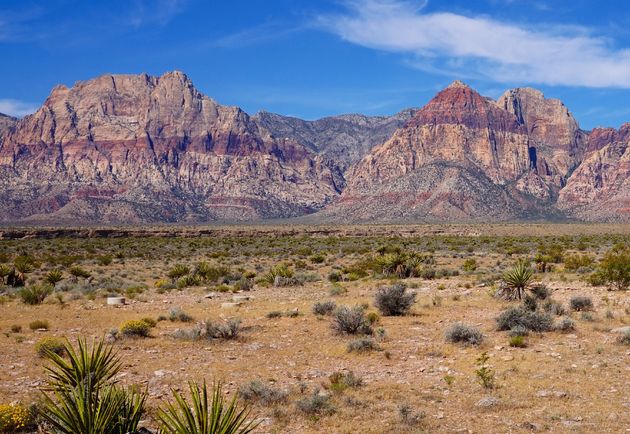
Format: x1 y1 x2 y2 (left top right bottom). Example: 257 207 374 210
2 0 630 129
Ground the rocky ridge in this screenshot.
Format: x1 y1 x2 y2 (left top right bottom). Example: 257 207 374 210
0 73 627 223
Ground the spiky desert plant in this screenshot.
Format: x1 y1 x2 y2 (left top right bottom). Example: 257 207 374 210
157 380 258 434
502 261 533 300
45 269 64 287
40 338 146 434
42 338 121 390
18 284 53 305
0 264 11 285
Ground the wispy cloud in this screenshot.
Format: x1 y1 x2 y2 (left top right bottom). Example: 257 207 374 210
214 22 303 48
316 0 630 88
126 0 187 28
0 99 38 117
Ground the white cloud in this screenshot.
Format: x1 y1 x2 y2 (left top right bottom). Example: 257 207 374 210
317 0 630 88
0 99 38 117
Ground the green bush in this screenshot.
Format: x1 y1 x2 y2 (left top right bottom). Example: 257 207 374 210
19 285 53 305
29 319 50 330
35 337 65 357
0 403 34 433
120 320 151 338
312 301 336 316
594 247 630 290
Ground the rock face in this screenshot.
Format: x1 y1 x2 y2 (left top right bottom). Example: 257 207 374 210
558 125 630 221
0 74 628 223
253 109 417 172
329 81 560 221
0 72 344 223
0 113 17 135
497 87 587 185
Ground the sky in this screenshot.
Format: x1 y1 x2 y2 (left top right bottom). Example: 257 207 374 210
2 0 630 129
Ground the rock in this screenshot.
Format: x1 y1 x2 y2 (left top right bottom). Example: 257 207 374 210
611 326 630 334
475 396 500 408
107 296 126 305
204 292 219 299
232 295 252 302
221 302 242 309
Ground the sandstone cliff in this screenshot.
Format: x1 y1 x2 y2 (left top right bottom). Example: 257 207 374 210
558 125 630 221
0 72 344 223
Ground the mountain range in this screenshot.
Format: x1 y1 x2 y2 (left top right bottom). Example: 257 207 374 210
0 71 627 224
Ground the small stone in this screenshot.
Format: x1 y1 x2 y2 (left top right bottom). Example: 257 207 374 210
221 302 242 309
475 396 500 407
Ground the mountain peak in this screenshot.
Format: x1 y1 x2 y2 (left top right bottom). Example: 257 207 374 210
446 80 469 89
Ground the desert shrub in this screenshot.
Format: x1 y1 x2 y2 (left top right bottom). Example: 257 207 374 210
233 277 253 291
167 264 190 280
140 317 157 328
496 307 553 332
329 371 363 391
265 311 283 319
261 264 293 286
205 319 241 340
331 306 373 335
177 273 201 289
10 325 22 333
508 326 529 337
329 283 347 296
96 255 113 266
194 262 231 283
327 271 342 282
29 319 50 330
555 317 576 332
310 254 326 264
373 251 426 278
273 275 302 287
0 403 33 433
296 392 335 416
120 320 151 338
522 295 538 311
168 307 194 322
592 247 630 290
171 327 202 341
155 278 176 292
347 338 379 353
374 283 416 316
543 299 566 316
509 335 527 348
69 266 91 278
445 323 484 345
580 312 595 322
398 404 426 427
529 284 550 300
238 380 288 405
475 352 495 389
312 301 336 316
366 311 380 325
19 285 53 305
35 337 65 357
564 254 594 272
569 296 593 312
462 258 477 272
617 330 630 345
419 267 436 280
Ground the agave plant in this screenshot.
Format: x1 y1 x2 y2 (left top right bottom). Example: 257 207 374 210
40 338 146 434
157 380 258 434
45 269 64 287
502 261 534 300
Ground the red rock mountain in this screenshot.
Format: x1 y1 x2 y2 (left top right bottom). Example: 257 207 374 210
0 72 344 223
0 73 627 223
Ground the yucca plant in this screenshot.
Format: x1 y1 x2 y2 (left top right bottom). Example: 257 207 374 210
40 338 146 434
0 264 11 285
502 261 534 300
45 269 64 287
157 381 258 434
